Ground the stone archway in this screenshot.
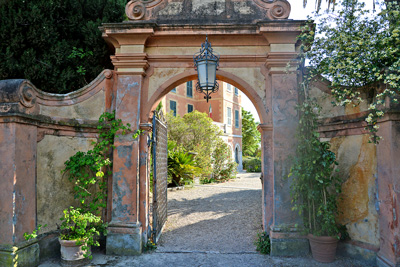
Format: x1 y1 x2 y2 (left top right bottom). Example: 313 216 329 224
100 0 305 257
1 1 399 266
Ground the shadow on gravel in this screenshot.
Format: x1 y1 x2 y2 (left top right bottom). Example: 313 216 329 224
158 189 262 253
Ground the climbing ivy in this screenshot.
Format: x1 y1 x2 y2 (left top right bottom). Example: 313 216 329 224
288 99 342 237
62 111 142 215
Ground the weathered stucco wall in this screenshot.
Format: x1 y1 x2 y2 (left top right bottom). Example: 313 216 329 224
148 68 188 101
310 84 369 118
329 134 379 246
39 90 105 120
37 135 96 231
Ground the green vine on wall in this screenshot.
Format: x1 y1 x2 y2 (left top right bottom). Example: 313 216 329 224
62 111 142 215
25 112 143 258
288 100 342 237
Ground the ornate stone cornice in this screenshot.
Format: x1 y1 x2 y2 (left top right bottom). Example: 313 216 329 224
125 0 291 22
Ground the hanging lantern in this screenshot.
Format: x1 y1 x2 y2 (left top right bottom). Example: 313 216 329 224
193 35 220 102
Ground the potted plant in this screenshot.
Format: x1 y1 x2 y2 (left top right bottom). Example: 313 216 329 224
288 100 342 263
23 206 107 266
58 206 107 266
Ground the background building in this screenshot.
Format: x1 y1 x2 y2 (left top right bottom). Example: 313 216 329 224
161 80 243 170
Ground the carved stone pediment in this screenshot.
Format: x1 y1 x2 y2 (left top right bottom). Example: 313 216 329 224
125 0 291 23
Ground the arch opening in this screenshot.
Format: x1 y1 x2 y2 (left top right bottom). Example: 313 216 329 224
145 69 268 125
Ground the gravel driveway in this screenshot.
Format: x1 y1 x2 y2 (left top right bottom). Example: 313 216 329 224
39 172 367 266
157 172 263 253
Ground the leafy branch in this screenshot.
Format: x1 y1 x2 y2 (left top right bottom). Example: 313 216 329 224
297 0 400 143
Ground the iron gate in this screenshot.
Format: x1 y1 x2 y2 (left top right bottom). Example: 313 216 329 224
150 110 168 243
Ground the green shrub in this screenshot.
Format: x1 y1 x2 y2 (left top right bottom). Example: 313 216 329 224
212 139 237 181
242 156 261 172
167 149 200 186
255 232 270 254
167 111 237 181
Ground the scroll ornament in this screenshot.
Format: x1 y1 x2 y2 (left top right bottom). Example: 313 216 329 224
126 0 162 20
253 0 291 20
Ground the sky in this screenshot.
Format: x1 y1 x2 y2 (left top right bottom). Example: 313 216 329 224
240 0 376 123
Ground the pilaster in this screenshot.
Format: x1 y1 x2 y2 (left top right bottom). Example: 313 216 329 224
106 73 144 256
0 80 40 267
265 51 308 256
257 124 274 230
376 113 400 267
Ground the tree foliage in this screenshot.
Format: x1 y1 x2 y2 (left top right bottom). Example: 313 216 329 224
0 0 126 93
167 111 237 180
241 109 261 157
298 0 400 142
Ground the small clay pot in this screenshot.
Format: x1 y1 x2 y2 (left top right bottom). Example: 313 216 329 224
59 238 91 267
308 234 339 263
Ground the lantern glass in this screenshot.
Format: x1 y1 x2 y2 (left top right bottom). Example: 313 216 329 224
197 59 217 91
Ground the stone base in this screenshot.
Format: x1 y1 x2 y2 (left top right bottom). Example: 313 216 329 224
0 241 40 267
61 257 91 267
38 233 60 261
270 238 310 257
106 223 142 256
377 253 400 267
337 241 377 266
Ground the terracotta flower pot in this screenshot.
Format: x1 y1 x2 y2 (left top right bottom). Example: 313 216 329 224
308 234 339 263
59 238 91 267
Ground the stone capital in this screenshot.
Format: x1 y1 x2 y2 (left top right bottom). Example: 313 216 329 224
265 52 299 73
112 53 150 76
257 123 273 133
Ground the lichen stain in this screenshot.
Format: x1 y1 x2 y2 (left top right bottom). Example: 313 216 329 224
112 171 130 220
329 136 345 156
337 135 377 224
117 145 133 169
345 103 361 115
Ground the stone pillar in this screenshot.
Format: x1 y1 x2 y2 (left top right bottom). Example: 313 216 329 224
376 113 400 267
0 80 40 267
106 74 144 256
101 28 153 255
265 51 309 256
257 124 274 229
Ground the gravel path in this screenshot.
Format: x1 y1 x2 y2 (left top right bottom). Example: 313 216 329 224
157 172 263 253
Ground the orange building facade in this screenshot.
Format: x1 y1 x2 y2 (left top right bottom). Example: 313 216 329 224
162 80 243 170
